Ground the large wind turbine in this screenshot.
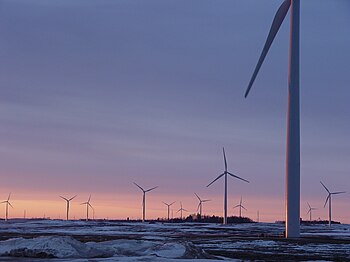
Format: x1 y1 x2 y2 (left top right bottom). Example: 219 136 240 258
244 0 300 238
320 181 346 226
306 202 316 222
162 201 176 221
133 182 158 222
177 202 188 220
233 196 247 218
1 193 13 221
81 195 93 221
207 147 249 225
194 193 210 220
60 195 77 221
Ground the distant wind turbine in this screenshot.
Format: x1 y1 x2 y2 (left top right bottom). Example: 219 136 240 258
194 193 210 220
233 196 247 218
1 193 13 221
60 195 77 221
244 0 301 238
306 202 316 222
133 182 158 222
207 147 249 224
320 181 346 226
177 202 188 220
162 201 176 221
81 195 93 221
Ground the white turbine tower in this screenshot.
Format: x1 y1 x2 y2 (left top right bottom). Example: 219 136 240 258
162 201 176 221
207 147 249 225
320 181 346 226
1 193 13 221
81 195 93 221
244 0 300 238
306 202 316 222
194 193 210 221
177 202 188 220
60 195 77 221
233 196 247 218
133 182 158 222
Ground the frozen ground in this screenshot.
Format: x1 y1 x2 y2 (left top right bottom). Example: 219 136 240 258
0 220 349 261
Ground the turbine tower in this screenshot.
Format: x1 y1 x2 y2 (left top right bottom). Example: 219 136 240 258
306 202 316 222
207 147 249 225
133 182 158 222
177 202 188 220
320 181 345 226
244 0 300 238
60 195 77 221
162 201 176 221
233 196 247 218
1 193 13 221
194 193 210 221
81 195 93 221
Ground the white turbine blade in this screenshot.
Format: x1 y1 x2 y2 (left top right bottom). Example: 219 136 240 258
242 206 248 211
194 192 201 201
207 173 225 187
233 205 240 209
307 209 311 215
307 202 311 209
88 195 91 202
320 181 330 194
227 172 249 183
69 195 77 201
324 195 330 208
7 193 11 201
202 199 211 203
80 202 88 205
162 201 169 206
133 182 144 192
0 201 7 204
240 196 242 205
197 203 200 212
60 196 68 201
88 203 93 209
8 202 14 208
245 0 291 98
223 147 227 171
146 186 158 192
176 209 181 213
332 191 346 195
170 201 176 206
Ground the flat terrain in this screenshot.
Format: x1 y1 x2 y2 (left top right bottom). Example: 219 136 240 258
0 220 350 261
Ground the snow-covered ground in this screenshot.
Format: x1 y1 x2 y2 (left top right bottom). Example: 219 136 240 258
0 220 349 261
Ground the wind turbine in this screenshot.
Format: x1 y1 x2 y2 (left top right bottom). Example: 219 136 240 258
306 202 316 222
133 182 158 222
233 196 247 218
194 193 210 220
177 202 188 220
162 201 176 221
244 0 300 238
320 181 346 226
60 195 77 221
207 147 249 225
81 195 93 221
1 193 13 221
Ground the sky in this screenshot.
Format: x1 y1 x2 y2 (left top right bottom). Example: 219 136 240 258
0 0 349 223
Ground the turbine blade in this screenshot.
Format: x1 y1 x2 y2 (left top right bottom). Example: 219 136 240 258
60 196 68 201
0 201 7 204
197 203 200 212
242 206 247 211
233 205 240 209
240 196 242 205
307 202 311 209
202 199 211 202
133 182 144 192
207 173 225 187
69 195 77 201
223 147 227 171
145 186 158 192
227 172 249 183
176 209 181 213
88 195 91 202
332 191 346 195
8 202 14 208
194 192 201 201
183 209 188 212
80 202 88 205
162 201 169 206
170 201 176 206
320 181 330 193
7 193 11 201
307 209 310 215
244 0 291 98
324 195 330 208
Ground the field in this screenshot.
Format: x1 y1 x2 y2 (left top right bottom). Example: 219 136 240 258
0 220 350 261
